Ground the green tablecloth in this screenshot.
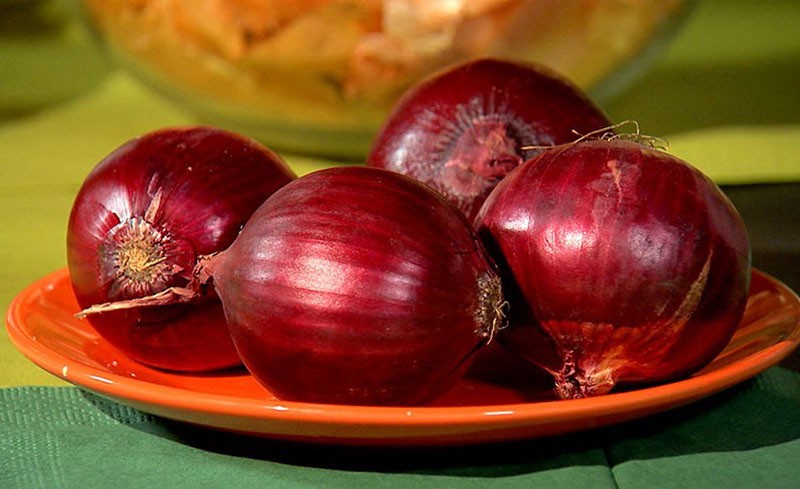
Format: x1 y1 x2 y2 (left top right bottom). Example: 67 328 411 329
2 369 799 489
2 0 800 487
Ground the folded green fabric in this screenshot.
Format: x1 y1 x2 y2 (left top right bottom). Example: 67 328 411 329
2 367 799 489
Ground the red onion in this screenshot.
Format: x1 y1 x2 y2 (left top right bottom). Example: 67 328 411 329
475 139 751 399
68 126 296 371
367 58 613 220
213 166 506 405
85 166 506 405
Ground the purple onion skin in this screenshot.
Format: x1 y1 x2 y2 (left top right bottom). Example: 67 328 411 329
367 58 613 220
475 139 751 399
67 126 296 371
209 166 504 406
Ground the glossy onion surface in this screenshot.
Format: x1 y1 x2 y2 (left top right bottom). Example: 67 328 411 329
67 126 296 371
210 166 505 406
367 58 612 220
475 139 751 399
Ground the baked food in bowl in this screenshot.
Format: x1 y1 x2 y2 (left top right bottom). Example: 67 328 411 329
80 0 692 158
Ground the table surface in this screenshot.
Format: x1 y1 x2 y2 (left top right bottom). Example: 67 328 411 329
2 0 800 488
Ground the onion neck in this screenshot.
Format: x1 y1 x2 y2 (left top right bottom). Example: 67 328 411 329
552 354 616 399
475 272 507 343
100 217 183 299
76 251 221 319
441 121 523 200
98 188 194 301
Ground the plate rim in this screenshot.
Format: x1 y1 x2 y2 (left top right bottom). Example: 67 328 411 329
6 268 800 443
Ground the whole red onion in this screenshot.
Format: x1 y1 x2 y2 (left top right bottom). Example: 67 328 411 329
67 126 295 371
475 139 751 399
144 166 503 406
367 58 613 220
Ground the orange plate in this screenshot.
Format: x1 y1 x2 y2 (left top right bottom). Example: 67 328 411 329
6 268 800 446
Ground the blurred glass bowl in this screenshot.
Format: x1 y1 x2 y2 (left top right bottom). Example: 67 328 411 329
79 0 693 159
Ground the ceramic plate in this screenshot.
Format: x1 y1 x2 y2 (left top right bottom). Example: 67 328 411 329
6 268 800 446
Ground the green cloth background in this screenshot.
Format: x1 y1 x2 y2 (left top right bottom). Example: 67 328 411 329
2 369 799 489
2 0 800 487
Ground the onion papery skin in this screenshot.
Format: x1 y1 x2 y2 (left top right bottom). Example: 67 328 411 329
475 139 751 399
209 166 504 406
367 58 613 220
67 126 296 371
